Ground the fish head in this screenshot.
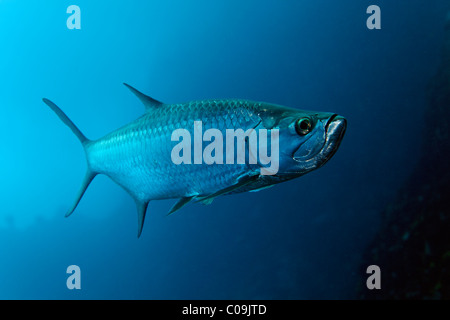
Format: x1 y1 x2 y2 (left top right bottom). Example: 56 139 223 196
257 104 347 178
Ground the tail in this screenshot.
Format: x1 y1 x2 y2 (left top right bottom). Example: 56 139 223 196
43 98 97 217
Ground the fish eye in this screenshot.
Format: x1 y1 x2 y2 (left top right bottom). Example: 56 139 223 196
295 118 312 136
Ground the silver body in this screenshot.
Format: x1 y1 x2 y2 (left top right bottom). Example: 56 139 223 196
43 84 347 237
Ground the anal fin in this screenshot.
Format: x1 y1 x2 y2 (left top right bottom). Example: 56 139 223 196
136 200 149 238
167 196 195 216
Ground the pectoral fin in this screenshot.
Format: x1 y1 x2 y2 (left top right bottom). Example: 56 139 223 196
249 185 274 193
198 198 215 206
197 173 260 203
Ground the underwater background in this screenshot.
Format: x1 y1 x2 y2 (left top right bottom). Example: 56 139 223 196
0 0 449 299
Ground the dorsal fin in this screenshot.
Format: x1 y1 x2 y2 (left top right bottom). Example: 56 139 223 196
123 83 163 111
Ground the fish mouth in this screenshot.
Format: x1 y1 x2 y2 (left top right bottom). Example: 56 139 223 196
319 114 347 165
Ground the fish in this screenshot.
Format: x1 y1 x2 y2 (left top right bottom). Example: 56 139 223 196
43 83 347 237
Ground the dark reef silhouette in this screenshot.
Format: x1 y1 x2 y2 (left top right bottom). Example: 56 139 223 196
359 14 450 299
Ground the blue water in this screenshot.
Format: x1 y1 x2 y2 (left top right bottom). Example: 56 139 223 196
0 0 448 299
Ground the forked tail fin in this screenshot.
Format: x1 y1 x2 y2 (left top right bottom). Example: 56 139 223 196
43 98 88 144
42 98 97 217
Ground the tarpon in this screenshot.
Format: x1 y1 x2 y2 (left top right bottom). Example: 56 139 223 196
43 83 347 237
